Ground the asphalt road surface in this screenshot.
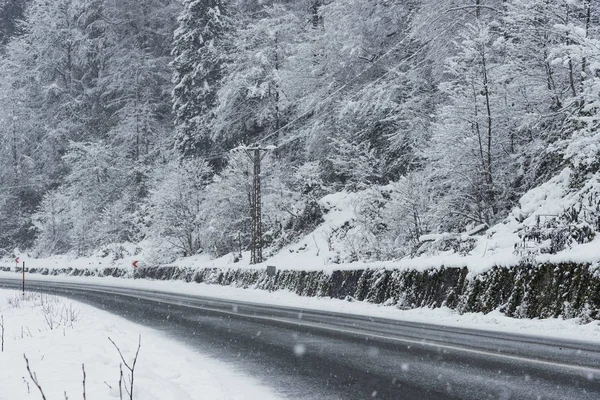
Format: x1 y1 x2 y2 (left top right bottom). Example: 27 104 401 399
1 277 599 399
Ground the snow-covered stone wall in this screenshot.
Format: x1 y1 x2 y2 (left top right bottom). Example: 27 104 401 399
3 262 599 321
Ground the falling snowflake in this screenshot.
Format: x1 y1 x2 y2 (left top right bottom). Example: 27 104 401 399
294 344 306 357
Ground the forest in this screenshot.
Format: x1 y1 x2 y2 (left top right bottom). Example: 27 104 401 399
0 0 598 265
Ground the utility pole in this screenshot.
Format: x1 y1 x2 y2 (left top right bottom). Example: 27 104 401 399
244 147 271 264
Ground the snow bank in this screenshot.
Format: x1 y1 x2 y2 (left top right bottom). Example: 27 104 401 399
0 288 281 400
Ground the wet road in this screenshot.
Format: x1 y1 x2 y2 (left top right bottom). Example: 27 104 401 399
1 277 599 399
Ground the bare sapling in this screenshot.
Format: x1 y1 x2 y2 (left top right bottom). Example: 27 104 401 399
119 363 124 400
8 293 22 308
109 335 141 400
82 363 87 400
22 376 30 393
23 353 48 400
40 295 58 331
62 304 81 328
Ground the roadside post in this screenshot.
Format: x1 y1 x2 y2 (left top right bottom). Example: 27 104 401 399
266 266 276 292
132 260 140 280
22 261 25 296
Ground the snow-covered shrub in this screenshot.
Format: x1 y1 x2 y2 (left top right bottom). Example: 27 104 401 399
516 173 600 256
339 188 388 261
518 211 596 255
325 173 435 262
415 233 478 257
292 161 329 199
284 199 323 241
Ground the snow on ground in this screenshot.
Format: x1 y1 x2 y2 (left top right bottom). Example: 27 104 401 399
167 169 600 273
0 287 282 400
3 167 600 276
1 271 599 346
0 166 598 369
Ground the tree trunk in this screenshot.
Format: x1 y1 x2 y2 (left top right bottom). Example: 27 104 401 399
481 41 496 220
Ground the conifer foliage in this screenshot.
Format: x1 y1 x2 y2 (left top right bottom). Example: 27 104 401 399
172 0 233 158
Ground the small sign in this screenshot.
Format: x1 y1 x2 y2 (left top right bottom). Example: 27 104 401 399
15 257 19 264
132 260 139 269
266 265 276 277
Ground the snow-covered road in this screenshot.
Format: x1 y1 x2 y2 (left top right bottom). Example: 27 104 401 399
1 275 599 399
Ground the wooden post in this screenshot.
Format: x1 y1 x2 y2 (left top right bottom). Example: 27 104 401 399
22 261 25 295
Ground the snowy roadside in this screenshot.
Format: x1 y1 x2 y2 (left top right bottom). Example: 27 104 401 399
0 288 282 400
1 271 599 345
5 177 600 277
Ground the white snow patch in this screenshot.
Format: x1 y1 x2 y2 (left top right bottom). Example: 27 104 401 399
0 287 282 400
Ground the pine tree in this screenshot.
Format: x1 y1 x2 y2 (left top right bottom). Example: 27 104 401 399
0 0 30 47
172 0 233 159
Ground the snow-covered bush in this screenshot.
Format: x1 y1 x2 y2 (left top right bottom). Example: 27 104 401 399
326 174 435 262
516 177 599 256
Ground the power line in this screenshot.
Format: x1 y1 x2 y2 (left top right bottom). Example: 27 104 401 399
0 183 45 191
192 5 462 162
249 6 464 150
270 17 465 151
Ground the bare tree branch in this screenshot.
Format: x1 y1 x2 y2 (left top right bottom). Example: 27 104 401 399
109 335 141 400
82 364 87 400
1 315 4 352
119 363 124 400
23 354 47 400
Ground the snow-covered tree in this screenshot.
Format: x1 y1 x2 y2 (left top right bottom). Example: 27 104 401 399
147 157 212 257
172 0 233 158
32 189 72 256
429 21 512 228
0 0 29 46
213 4 303 146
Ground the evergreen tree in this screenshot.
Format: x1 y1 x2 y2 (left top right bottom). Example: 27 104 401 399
0 0 30 47
172 0 233 159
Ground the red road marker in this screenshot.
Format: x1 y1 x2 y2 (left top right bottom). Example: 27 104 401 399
15 257 19 264
132 260 139 269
